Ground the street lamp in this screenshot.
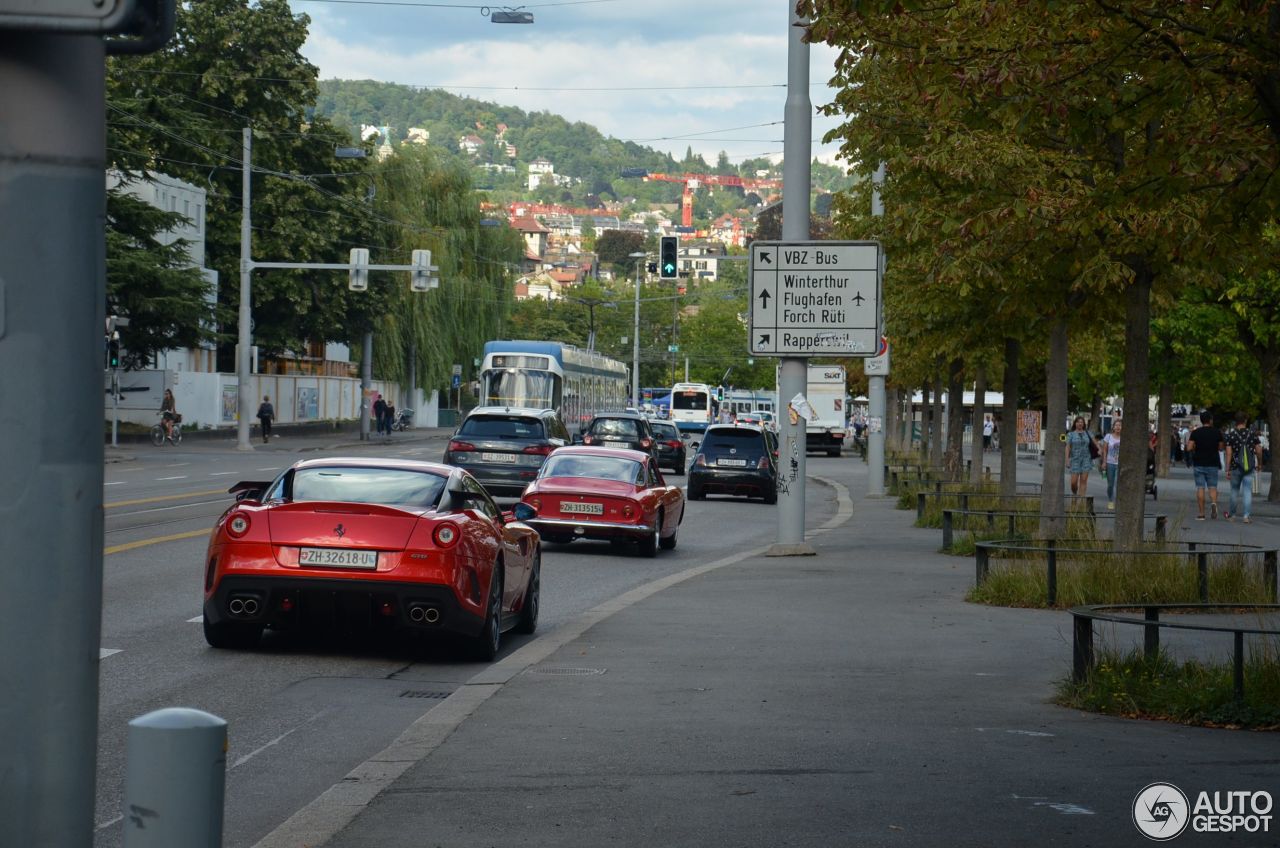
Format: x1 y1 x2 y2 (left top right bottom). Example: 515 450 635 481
628 251 646 407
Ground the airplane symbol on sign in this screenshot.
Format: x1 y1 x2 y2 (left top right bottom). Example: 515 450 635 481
852 292 865 305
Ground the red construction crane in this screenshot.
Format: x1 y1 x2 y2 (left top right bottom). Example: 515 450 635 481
642 172 782 227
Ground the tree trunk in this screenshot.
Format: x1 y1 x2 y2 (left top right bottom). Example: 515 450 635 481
944 358 965 476
885 387 899 454
905 387 916 454
1089 392 1102 438
1263 354 1280 502
1040 317 1069 540
970 365 987 485
1114 269 1153 550
1155 382 1173 478
919 383 931 462
1001 338 1020 499
930 376 944 469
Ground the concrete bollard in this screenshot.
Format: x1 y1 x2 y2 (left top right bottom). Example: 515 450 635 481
123 708 227 848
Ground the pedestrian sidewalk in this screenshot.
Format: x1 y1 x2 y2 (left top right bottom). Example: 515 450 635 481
257 459 1267 848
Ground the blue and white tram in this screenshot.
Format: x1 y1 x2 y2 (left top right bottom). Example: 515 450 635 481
480 340 629 432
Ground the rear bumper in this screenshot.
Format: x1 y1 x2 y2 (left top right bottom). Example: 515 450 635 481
806 431 845 447
460 464 539 496
204 575 486 638
527 517 651 542
688 467 774 496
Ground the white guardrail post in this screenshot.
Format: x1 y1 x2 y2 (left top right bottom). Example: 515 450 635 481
123 708 228 848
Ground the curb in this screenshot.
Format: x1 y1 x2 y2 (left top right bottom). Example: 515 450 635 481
251 474 855 848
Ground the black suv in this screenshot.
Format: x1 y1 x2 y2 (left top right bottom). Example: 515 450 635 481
579 412 657 460
647 419 686 476
443 407 570 497
687 424 777 503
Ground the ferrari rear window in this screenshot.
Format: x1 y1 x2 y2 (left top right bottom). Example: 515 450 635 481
459 415 545 439
540 455 643 484
287 467 447 508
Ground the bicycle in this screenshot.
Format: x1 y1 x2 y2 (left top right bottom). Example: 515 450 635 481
151 412 183 447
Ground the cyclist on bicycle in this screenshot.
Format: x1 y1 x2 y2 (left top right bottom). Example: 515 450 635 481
160 389 178 439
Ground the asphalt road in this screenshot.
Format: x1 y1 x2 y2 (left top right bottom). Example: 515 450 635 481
94 433 839 848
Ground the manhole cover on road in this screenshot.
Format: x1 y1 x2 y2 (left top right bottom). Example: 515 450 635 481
398 690 451 699
525 667 608 676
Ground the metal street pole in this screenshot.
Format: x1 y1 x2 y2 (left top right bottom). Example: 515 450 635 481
237 127 253 450
769 3 816 556
630 251 645 406
867 162 887 495
0 30 105 843
361 331 373 440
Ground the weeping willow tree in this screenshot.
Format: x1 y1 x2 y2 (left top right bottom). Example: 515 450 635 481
368 146 522 392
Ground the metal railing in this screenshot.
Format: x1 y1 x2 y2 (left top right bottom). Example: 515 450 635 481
941 508 1167 551
916 489 1079 521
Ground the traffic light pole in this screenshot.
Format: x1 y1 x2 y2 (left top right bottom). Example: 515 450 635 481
0 30 106 843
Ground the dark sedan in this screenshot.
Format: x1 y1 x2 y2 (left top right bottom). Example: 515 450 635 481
687 424 777 503
648 419 686 475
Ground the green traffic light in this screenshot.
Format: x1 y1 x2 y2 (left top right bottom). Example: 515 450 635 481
663 263 675 274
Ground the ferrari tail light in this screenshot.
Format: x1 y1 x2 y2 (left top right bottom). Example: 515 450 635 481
227 512 251 538
694 455 707 467
582 435 595 445
622 504 636 519
527 496 542 511
433 523 460 548
523 443 554 455
757 456 770 469
448 440 476 453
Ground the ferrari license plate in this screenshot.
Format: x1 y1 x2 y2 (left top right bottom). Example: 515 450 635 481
717 458 748 467
299 548 379 569
481 452 517 463
561 501 604 515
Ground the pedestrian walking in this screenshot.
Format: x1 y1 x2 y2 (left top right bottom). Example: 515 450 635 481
1187 411 1224 520
1101 419 1122 510
385 402 396 439
373 392 388 436
256 395 274 444
1223 412 1263 523
1179 422 1191 468
982 417 994 451
160 388 179 441
1065 416 1098 498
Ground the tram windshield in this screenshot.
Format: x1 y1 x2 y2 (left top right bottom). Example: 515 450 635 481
483 368 560 409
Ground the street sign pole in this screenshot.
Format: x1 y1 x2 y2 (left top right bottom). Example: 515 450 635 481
770 3 815 556
867 163 887 496
0 30 106 842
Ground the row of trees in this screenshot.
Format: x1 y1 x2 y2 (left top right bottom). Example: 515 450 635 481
106 0 521 390
801 1 1280 546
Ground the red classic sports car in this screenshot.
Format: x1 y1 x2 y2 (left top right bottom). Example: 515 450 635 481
202 458 540 660
519 446 685 556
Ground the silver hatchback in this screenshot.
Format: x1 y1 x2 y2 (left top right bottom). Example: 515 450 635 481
443 407 570 497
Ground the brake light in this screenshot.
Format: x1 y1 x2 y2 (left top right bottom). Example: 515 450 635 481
522 444 554 455
448 440 476 453
433 523 460 548
694 455 707 467
226 512 251 538
582 435 595 445
623 504 636 519
527 497 541 511
640 438 653 449
666 440 682 449
757 456 770 469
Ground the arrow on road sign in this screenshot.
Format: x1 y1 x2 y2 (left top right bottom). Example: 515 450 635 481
758 289 771 308
759 251 772 264
758 333 771 346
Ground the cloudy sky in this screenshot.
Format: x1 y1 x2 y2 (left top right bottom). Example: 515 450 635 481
296 0 849 166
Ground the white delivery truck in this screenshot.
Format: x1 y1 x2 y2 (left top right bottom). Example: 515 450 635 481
804 364 847 456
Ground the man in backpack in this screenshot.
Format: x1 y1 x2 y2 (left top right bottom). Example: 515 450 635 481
257 395 274 444
1223 412 1263 523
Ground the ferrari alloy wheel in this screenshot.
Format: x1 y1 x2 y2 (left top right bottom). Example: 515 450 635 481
473 568 503 661
638 515 660 558
514 552 540 635
659 525 677 551
203 613 262 649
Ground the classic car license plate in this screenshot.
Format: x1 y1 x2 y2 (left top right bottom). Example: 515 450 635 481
561 501 604 515
481 452 517 463
299 548 379 569
717 458 748 467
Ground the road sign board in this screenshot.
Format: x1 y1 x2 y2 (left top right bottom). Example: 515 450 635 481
748 240 882 357
451 374 461 389
451 363 462 376
864 336 890 376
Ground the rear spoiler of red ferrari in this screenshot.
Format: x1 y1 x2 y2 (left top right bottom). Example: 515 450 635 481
228 480 273 501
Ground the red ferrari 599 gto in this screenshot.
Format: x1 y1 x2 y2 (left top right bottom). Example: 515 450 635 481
202 458 540 660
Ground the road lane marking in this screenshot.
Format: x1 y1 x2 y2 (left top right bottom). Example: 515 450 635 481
156 475 188 481
210 471 237 476
99 648 122 659
232 712 328 769
106 529 207 555
104 481 126 486
257 467 279 471
106 488 226 509
95 815 123 832
187 615 202 623
165 463 190 468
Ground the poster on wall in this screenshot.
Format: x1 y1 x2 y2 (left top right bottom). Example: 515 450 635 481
296 386 319 420
221 385 238 422
1016 409 1042 446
